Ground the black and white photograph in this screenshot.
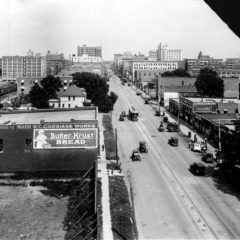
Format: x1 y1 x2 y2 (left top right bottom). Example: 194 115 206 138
0 0 240 239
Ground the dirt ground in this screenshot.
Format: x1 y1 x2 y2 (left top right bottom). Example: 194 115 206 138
0 183 68 240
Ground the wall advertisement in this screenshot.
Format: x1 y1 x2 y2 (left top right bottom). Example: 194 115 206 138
33 128 97 149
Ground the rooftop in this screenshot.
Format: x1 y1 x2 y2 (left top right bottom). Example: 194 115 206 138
59 85 86 97
185 97 240 104
0 108 97 125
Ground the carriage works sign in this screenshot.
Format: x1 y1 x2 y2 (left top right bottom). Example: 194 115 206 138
33 128 97 149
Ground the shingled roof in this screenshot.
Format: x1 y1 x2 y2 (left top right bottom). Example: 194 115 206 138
59 85 86 97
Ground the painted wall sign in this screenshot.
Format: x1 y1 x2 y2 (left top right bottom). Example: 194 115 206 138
33 128 97 149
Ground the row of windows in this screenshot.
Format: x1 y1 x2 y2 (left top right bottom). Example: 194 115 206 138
134 63 177 66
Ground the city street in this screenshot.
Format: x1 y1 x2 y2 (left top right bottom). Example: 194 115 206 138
110 75 240 239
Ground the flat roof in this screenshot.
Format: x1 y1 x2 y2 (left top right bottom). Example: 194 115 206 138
185 97 240 104
0 108 97 125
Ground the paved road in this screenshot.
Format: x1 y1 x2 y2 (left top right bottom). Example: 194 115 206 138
110 75 240 239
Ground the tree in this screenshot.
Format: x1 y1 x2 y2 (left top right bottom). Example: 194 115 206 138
161 68 190 77
28 84 49 108
28 75 62 108
41 75 62 99
195 68 224 97
73 72 118 112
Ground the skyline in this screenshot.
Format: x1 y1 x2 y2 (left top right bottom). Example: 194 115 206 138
0 0 240 60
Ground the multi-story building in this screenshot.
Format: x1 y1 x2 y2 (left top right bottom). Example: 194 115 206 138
46 51 65 76
113 54 123 66
186 51 224 76
148 50 157 61
157 43 182 61
17 76 73 95
132 60 179 82
70 54 102 64
2 55 46 82
77 44 102 58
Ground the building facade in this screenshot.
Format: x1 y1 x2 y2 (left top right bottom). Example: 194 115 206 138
2 55 46 82
77 44 102 58
132 60 179 82
49 85 86 108
0 108 98 172
70 54 102 64
186 51 224 76
157 43 182 61
46 51 65 76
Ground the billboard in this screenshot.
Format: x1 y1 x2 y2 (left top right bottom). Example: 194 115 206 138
33 128 97 149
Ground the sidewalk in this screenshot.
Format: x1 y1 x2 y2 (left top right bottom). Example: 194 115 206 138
97 116 113 240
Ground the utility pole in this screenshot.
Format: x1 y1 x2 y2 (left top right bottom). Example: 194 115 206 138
115 128 118 164
218 119 221 152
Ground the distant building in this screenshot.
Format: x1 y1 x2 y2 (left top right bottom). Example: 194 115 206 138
113 54 123 66
46 51 65 76
16 76 73 95
77 44 102 58
132 60 179 82
2 54 46 82
148 50 158 61
70 54 102 64
186 51 224 76
157 43 182 61
49 85 86 109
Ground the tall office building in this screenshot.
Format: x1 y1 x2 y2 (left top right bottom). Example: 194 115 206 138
77 44 102 58
2 54 46 82
157 43 182 61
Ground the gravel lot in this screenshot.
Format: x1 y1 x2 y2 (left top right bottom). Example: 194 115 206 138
0 182 67 240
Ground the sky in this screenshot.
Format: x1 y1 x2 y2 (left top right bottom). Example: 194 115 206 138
0 0 240 60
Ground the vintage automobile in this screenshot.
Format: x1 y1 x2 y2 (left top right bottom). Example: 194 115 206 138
136 90 142 95
158 122 165 132
121 111 126 117
155 109 160 116
119 114 124 121
189 142 202 152
189 162 206 176
139 141 148 153
168 137 179 146
166 122 180 132
202 153 214 163
131 149 141 161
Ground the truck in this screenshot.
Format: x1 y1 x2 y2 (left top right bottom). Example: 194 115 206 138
166 122 179 132
128 106 138 121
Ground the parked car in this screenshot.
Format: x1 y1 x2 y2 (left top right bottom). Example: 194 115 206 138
190 142 202 152
168 137 179 146
202 153 214 163
121 82 125 86
155 109 160 116
167 122 179 132
158 123 165 132
119 114 124 121
189 162 206 175
131 149 141 161
139 141 148 153
136 90 142 95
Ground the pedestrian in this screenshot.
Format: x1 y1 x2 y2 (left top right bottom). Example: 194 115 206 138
102 144 105 151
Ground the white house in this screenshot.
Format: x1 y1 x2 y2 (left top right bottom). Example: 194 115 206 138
49 85 86 108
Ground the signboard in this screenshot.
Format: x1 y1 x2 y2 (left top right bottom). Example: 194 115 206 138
33 128 97 149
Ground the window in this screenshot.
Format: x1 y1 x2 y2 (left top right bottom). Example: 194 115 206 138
0 139 3 152
25 139 32 151
62 104 65 108
68 96 71 101
73 96 75 101
68 104 71 108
